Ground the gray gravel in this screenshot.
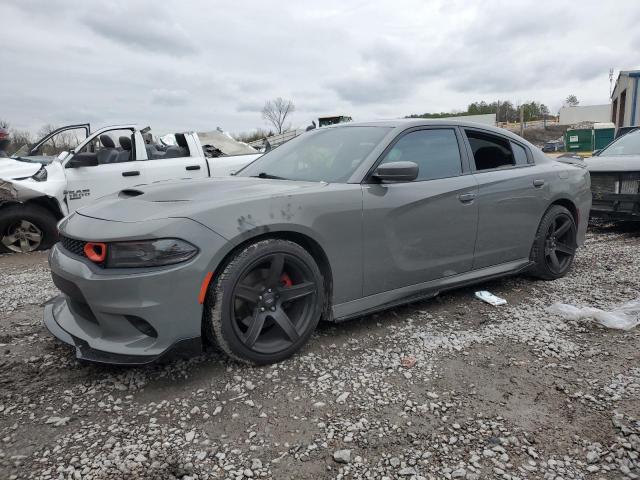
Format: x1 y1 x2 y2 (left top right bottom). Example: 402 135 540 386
1 225 639 479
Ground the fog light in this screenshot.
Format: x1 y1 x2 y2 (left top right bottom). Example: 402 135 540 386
84 242 107 263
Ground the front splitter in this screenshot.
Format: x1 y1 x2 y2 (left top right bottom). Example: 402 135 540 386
42 296 201 366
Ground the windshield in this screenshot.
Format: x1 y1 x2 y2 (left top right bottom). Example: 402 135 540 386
10 144 57 164
238 126 391 182
11 144 31 158
599 130 640 156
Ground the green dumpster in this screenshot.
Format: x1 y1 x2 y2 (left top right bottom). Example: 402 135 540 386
565 128 592 152
593 122 615 150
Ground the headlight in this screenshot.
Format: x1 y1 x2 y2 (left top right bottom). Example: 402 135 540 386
32 165 48 182
105 238 198 268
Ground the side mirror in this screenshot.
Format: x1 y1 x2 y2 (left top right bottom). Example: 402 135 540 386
66 155 99 168
372 161 419 183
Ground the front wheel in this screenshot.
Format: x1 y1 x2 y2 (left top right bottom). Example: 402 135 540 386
530 205 577 280
0 204 59 254
203 239 325 364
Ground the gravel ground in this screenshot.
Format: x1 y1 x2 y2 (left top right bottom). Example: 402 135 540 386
0 225 639 480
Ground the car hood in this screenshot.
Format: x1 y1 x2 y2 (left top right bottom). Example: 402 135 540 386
584 155 640 172
76 176 327 223
0 157 43 180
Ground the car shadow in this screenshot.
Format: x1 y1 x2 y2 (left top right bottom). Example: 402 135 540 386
589 220 640 237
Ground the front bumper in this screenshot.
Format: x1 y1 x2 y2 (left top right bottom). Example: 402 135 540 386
43 296 201 365
44 214 229 365
590 192 640 221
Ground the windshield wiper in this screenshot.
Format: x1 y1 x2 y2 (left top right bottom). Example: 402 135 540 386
251 172 288 180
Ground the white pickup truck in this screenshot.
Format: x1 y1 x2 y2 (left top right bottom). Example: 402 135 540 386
0 123 261 253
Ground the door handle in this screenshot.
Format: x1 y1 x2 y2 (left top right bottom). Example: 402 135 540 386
458 192 476 203
533 179 545 187
122 171 140 177
186 165 201 171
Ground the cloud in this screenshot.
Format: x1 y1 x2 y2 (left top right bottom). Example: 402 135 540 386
2 0 640 134
151 89 190 107
83 2 198 56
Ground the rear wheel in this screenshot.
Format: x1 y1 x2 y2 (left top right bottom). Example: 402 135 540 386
530 205 577 280
203 239 324 364
0 204 58 253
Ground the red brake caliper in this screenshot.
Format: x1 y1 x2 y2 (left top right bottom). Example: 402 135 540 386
280 272 293 288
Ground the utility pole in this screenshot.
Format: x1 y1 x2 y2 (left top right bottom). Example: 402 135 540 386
519 105 524 137
609 68 614 97
496 100 500 125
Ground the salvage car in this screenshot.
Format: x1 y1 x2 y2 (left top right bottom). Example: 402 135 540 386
44 120 591 365
0 124 261 253
585 129 640 221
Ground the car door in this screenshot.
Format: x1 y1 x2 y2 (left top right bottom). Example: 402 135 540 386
462 128 548 269
141 133 208 184
63 129 149 210
362 127 478 296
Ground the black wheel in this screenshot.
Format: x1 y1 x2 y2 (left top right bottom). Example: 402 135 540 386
0 204 58 254
530 205 577 280
203 239 324 364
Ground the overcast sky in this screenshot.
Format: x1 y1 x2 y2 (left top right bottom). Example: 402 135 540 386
3 0 640 136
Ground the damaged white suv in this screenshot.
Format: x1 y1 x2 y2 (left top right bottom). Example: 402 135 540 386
0 124 261 253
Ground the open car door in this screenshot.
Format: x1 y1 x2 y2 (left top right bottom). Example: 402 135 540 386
28 124 90 158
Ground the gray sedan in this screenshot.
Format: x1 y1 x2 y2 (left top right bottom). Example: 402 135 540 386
44 120 591 365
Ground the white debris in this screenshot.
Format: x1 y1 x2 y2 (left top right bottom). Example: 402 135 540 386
475 291 507 306
547 298 640 330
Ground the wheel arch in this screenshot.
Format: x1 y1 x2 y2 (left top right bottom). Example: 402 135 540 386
211 228 334 322
548 197 579 225
0 196 65 220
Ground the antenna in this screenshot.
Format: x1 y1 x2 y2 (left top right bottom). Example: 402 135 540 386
609 68 614 97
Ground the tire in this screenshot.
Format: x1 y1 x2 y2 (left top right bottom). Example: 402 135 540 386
203 239 325 364
0 204 59 254
530 205 577 280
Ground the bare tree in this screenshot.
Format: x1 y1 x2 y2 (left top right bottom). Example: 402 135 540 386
262 97 295 135
0 119 9 129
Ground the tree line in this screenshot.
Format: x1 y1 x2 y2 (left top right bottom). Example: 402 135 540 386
407 100 551 123
407 95 580 124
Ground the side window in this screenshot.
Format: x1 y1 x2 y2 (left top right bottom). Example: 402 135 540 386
380 129 462 181
511 142 529 165
36 127 88 157
465 130 515 171
77 129 135 165
146 133 191 160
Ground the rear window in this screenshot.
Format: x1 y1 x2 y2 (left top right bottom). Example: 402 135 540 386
465 130 515 171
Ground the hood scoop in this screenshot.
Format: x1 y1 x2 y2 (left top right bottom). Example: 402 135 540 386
118 189 145 198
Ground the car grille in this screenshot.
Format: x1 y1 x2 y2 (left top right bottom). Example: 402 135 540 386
590 173 618 194
59 236 87 258
620 172 640 194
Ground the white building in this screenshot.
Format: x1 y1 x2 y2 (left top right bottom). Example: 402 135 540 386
611 70 640 128
558 104 611 125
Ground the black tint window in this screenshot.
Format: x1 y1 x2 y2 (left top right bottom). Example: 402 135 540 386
511 142 529 165
380 129 462 181
466 130 515 170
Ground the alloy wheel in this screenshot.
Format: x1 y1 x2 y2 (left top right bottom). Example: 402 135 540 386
544 213 576 275
230 252 317 354
1 220 43 253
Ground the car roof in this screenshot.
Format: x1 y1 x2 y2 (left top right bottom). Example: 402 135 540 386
328 119 529 142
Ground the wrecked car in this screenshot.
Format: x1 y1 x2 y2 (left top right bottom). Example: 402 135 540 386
0 124 261 253
585 129 640 221
44 119 591 365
